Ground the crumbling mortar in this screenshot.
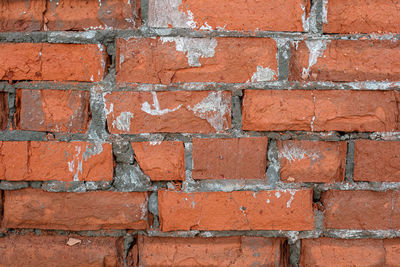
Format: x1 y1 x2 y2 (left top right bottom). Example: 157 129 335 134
289 240 301 267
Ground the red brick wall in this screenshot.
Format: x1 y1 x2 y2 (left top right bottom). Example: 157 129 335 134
0 0 399 266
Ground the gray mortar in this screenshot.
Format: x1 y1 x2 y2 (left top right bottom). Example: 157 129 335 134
113 163 151 191
231 95 242 133
345 140 355 182
266 139 280 185
113 140 135 164
289 240 301 267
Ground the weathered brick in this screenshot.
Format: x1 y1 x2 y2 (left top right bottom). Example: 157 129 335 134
135 235 289 267
290 40 400 81
0 43 107 82
242 90 399 132
149 0 309 32
116 37 277 84
300 238 400 266
0 141 113 181
3 189 148 230
158 190 314 231
0 92 8 131
0 234 122 267
354 140 400 182
105 91 231 134
323 0 400 34
192 137 268 179
0 0 45 32
15 89 90 133
131 141 185 181
278 140 347 183
322 190 400 230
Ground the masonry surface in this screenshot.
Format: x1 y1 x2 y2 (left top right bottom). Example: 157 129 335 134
0 0 400 266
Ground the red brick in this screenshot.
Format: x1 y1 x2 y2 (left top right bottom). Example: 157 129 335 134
0 0 45 32
300 238 400 266
158 189 314 231
45 0 141 30
3 189 148 230
278 140 346 183
105 91 231 134
0 43 107 82
149 0 309 32
354 140 400 182
15 89 90 133
0 92 8 131
116 37 277 84
323 0 400 34
0 234 122 267
290 40 400 81
322 190 398 230
131 141 185 181
192 137 268 179
136 235 288 267
242 90 399 132
0 141 113 181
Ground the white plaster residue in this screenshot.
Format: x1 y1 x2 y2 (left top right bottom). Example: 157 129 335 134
322 0 329 24
112 112 134 132
150 140 162 146
279 144 320 163
140 202 147 220
199 22 213 31
148 0 196 28
301 4 309 32
251 66 277 82
187 91 230 133
286 190 296 208
160 37 217 67
302 40 330 78
68 146 82 181
275 192 281 198
141 92 182 115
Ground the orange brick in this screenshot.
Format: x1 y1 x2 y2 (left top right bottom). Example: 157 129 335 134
131 141 185 181
45 0 141 30
242 90 399 132
278 140 347 183
322 190 398 230
116 37 277 84
0 0 45 32
149 0 309 32
192 137 268 179
15 89 90 133
290 40 400 81
158 190 314 231
105 91 231 134
0 235 122 267
136 235 289 266
0 141 113 181
300 238 399 266
354 140 400 182
3 189 148 230
0 43 107 82
323 0 400 34
0 92 8 130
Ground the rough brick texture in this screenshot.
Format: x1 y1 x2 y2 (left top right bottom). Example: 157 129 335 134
15 89 90 133
116 37 277 84
0 235 123 267
158 190 314 231
0 141 113 181
290 40 400 81
192 137 268 179
3 189 148 230
105 91 231 134
322 190 400 230
131 141 185 181
354 140 400 182
148 0 309 32
323 0 400 34
278 140 347 183
242 90 399 132
0 43 107 82
0 92 8 130
135 235 289 266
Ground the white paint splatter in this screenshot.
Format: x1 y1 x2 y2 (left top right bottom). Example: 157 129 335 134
141 92 182 115
187 91 230 132
322 0 329 24
112 112 134 132
251 66 277 82
67 143 105 181
301 4 309 32
286 190 297 208
302 40 330 79
279 144 320 163
160 37 217 67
